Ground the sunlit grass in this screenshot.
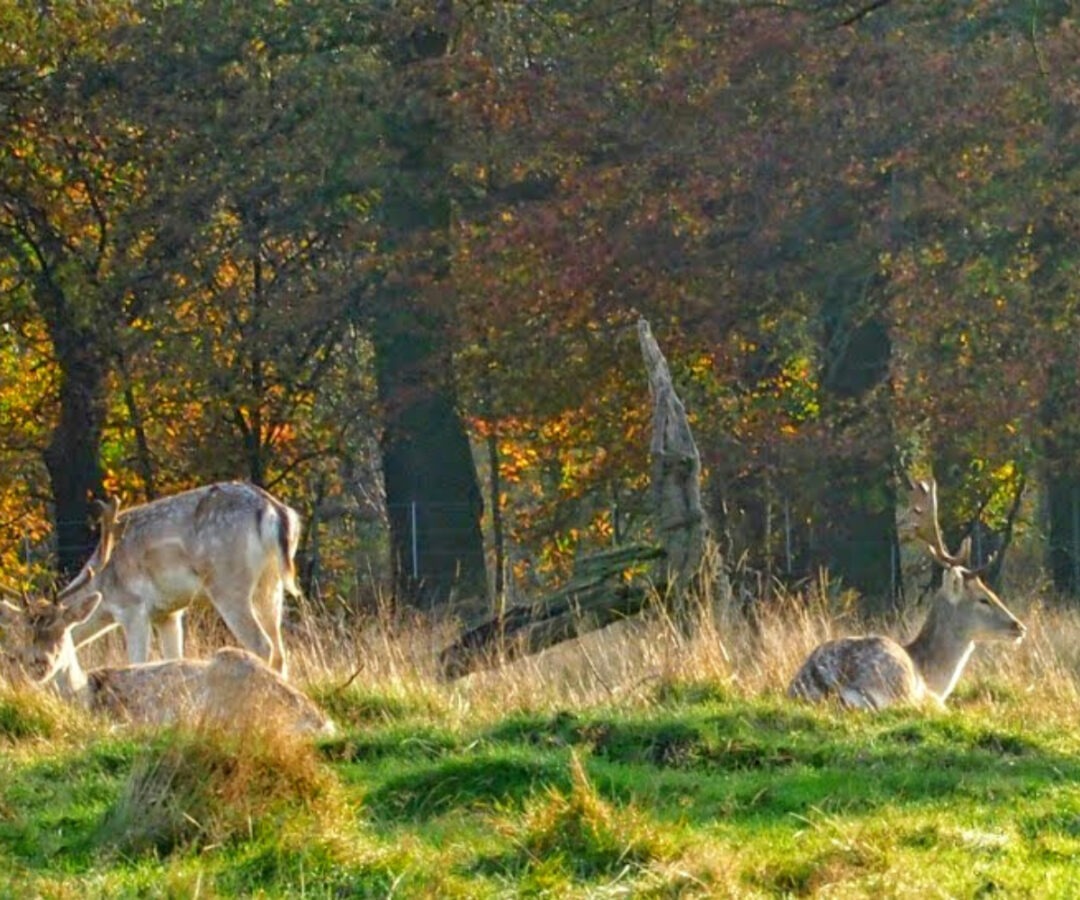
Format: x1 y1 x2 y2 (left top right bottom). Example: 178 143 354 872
4 575 1080 896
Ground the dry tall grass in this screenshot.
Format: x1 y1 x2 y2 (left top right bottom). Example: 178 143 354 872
68 573 1080 730
96 721 350 856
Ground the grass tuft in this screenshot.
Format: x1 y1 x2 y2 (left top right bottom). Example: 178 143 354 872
508 750 676 882
95 722 350 858
0 685 62 742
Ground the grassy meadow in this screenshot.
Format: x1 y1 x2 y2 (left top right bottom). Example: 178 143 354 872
3 583 1080 898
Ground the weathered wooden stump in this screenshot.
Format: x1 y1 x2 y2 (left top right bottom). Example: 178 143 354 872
438 318 716 678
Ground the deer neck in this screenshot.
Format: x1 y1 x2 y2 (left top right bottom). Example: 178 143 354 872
903 601 974 702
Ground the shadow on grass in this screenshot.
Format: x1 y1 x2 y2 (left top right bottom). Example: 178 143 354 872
468 702 1080 828
352 698 1080 831
319 723 460 764
618 711 1080 824
311 686 445 730
363 750 569 823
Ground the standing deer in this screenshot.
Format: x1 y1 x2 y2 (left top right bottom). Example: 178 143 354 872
788 477 1025 709
0 587 335 738
59 482 301 677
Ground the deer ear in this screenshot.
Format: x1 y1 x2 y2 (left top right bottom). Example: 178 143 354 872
957 535 973 566
61 591 102 626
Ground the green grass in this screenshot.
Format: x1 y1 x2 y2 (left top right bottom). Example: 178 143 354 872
5 680 1080 897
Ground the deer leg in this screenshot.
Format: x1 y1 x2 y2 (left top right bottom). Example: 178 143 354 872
156 610 185 659
251 572 289 679
118 608 152 664
210 591 275 671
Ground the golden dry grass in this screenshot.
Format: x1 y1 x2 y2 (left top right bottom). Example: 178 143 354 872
68 572 1080 732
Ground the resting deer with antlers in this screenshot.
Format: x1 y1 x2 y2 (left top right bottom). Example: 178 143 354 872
58 482 300 677
0 582 335 738
788 476 1026 710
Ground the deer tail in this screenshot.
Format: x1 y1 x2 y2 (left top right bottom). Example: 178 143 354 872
256 491 302 598
276 503 302 597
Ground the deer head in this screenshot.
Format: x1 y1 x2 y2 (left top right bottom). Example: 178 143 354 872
0 584 102 684
935 563 1025 644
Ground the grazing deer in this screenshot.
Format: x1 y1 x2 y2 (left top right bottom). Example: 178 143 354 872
59 483 300 677
788 477 1025 709
0 588 335 738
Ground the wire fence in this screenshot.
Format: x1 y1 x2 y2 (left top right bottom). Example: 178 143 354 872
10 495 1027 608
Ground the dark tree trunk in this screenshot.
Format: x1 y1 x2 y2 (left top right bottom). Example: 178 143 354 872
371 1 488 619
1046 478 1080 596
41 321 108 577
1042 363 1080 597
376 348 487 616
817 275 899 607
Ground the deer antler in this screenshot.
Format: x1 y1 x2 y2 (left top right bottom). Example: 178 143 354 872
55 497 122 604
899 474 969 568
94 495 123 567
56 566 94 602
0 582 30 608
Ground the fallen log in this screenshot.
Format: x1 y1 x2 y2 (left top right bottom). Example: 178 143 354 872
439 543 665 678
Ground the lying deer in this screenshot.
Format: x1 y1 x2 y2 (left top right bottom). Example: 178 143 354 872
788 477 1026 709
0 587 335 738
59 482 300 677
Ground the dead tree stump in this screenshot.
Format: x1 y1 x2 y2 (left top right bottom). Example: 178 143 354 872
638 318 711 632
438 318 717 677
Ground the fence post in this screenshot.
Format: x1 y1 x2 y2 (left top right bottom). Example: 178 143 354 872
890 538 898 603
410 500 419 579
1072 484 1080 592
783 496 792 576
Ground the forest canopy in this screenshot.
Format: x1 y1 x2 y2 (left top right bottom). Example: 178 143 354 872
1 1 1078 612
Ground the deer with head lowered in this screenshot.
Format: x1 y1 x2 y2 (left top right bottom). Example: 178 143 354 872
58 482 300 678
788 476 1026 710
0 583 335 738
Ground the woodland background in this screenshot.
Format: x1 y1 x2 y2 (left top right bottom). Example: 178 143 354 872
2 1 1079 620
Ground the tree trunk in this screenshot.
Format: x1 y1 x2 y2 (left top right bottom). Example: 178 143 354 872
1042 362 1080 597
372 1 488 620
41 321 108 577
817 273 899 608
375 344 488 617
639 318 711 631
117 350 157 501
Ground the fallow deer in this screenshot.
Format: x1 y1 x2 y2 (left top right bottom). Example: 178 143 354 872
0 588 335 738
59 482 300 677
788 477 1025 709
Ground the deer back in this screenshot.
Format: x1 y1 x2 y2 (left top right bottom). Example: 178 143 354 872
61 482 301 645
85 650 334 737
788 635 923 710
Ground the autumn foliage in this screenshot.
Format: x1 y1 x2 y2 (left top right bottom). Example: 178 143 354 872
1 2 1079 605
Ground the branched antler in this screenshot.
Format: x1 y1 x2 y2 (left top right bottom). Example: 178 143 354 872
94 496 123 567
898 474 971 568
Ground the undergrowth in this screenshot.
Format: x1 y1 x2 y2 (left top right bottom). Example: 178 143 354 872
2 581 1080 896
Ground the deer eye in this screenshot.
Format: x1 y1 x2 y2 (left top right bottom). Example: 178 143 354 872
977 596 993 606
